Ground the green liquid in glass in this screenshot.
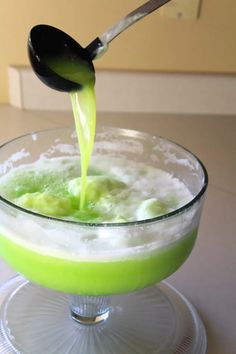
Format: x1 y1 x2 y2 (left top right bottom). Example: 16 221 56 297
0 229 197 295
0 55 198 295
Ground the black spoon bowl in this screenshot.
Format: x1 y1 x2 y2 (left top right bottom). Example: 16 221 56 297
28 2 171 92
28 24 95 92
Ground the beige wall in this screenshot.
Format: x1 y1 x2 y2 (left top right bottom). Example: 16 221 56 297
0 0 236 103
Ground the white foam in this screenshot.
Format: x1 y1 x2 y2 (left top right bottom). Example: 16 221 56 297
0 156 200 262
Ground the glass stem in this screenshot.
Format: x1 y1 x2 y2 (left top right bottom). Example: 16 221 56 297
69 295 111 325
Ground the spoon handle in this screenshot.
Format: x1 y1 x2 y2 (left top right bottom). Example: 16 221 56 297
101 0 170 44
86 0 171 59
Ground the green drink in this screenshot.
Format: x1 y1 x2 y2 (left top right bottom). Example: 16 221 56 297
0 23 209 354
0 228 196 295
0 128 205 295
0 29 206 297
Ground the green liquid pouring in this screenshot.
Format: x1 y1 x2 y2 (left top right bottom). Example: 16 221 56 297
46 57 96 209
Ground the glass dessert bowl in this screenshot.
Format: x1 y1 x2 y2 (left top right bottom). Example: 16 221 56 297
0 126 208 354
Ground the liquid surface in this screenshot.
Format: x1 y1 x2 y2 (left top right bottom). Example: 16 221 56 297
0 156 193 223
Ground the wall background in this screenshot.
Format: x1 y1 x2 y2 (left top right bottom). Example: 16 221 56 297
0 0 236 103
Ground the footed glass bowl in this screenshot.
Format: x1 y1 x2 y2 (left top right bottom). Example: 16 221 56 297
0 127 208 354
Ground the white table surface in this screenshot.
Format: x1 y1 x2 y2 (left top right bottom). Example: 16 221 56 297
0 105 235 353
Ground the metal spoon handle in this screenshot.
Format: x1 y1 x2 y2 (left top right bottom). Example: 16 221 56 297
86 0 171 59
101 0 170 44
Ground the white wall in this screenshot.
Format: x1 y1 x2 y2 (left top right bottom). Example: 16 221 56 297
9 66 236 115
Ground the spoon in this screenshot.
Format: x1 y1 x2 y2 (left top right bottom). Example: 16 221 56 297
86 0 171 59
28 24 95 92
28 0 171 92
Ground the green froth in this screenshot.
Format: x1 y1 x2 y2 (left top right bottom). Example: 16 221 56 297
0 157 186 223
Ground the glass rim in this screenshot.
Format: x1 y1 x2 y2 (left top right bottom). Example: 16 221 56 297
0 126 208 228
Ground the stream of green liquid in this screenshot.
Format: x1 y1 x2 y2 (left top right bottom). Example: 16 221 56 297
70 87 96 208
46 57 96 209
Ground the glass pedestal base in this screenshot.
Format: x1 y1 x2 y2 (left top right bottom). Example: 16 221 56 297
0 276 207 354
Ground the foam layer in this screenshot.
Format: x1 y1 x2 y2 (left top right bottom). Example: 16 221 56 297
0 155 197 261
0 155 192 222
